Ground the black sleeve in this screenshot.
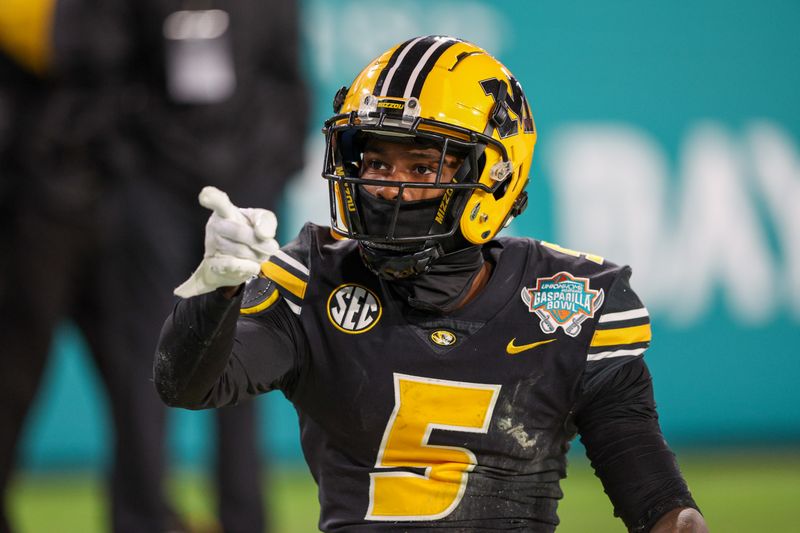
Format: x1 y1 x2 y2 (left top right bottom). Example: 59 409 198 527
154 287 305 410
575 357 700 532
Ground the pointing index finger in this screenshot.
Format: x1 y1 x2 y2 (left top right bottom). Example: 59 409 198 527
198 186 247 223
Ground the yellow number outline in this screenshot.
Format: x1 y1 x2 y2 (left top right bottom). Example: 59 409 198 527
366 373 501 521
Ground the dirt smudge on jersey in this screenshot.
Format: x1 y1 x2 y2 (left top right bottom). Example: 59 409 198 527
497 417 539 449
495 376 544 452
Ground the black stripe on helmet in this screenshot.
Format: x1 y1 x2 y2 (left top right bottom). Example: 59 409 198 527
373 38 416 96
408 38 459 98
383 36 441 97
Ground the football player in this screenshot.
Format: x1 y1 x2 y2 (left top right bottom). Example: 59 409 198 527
156 36 708 532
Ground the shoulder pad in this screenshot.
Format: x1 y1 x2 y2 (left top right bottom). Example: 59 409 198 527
240 276 279 316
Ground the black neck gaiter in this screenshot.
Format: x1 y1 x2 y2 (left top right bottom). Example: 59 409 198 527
357 188 486 313
391 245 485 314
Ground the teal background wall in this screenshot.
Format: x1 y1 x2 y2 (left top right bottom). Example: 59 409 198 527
20 0 800 470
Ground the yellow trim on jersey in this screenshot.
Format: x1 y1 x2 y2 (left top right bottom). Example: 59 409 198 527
590 324 651 347
261 262 307 300
541 241 604 265
240 289 280 315
329 228 348 241
0 0 57 74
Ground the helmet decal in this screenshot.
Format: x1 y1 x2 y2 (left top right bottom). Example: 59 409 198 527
480 77 536 138
434 187 456 225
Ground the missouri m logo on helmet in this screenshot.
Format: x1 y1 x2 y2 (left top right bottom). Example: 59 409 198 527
479 78 536 139
322 35 536 278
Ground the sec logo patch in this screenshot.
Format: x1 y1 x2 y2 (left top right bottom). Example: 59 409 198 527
327 284 382 334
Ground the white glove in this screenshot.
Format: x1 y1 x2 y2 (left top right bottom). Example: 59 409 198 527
174 186 279 298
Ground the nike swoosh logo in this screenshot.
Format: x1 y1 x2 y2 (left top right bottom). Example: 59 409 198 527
506 338 556 355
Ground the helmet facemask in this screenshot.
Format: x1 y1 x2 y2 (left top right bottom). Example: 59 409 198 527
322 107 508 279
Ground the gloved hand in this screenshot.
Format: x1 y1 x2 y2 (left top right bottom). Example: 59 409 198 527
174 186 279 298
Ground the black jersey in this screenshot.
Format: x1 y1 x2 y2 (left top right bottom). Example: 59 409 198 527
232 223 678 531
157 223 698 532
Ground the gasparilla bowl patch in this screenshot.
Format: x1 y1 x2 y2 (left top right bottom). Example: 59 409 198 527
520 272 604 338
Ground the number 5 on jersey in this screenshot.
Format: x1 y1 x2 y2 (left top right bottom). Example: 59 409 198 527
366 373 501 521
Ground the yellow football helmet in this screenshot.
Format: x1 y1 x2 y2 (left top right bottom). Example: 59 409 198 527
322 35 536 277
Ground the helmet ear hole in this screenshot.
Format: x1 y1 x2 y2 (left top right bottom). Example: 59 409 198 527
491 159 515 200
493 177 510 200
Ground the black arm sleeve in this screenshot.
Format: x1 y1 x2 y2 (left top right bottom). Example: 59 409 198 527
575 357 700 532
154 287 304 410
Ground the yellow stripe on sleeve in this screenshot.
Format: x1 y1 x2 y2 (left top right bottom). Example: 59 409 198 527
0 0 57 74
590 324 652 347
240 288 280 315
261 262 307 300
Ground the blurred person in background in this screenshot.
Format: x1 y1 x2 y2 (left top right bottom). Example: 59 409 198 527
0 48 56 533
1 32 129 533
0 52 38 312
0 0 307 532
0 22 140 533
